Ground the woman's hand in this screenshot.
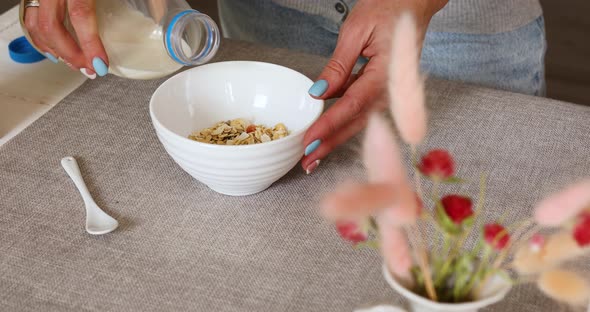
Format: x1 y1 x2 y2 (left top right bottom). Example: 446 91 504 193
23 0 108 78
301 0 447 173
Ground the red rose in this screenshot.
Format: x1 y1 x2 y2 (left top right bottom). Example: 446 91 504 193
441 195 473 224
484 223 510 250
336 222 368 244
573 213 590 247
418 149 454 179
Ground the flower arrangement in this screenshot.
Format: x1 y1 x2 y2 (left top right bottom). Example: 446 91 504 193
320 12 590 307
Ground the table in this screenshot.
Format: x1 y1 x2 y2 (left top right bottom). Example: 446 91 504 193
0 6 87 147
1 39 589 311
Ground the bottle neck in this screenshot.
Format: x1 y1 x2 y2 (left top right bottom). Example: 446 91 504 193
164 10 220 66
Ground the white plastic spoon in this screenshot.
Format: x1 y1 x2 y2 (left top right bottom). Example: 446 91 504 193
61 156 118 235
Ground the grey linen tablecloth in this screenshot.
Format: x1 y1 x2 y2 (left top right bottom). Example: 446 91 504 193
1 40 589 311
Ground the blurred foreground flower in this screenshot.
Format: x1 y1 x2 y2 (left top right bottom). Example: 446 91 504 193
320 10 590 309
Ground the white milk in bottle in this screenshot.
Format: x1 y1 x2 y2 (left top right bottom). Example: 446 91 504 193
79 0 219 79
96 0 184 79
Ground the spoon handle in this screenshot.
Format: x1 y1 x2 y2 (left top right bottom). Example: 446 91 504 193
61 156 94 206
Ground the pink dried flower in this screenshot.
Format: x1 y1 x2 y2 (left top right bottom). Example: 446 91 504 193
363 114 406 184
389 12 427 145
378 217 414 287
484 223 510 250
418 149 454 179
336 222 368 245
573 212 590 247
441 195 473 225
534 179 590 227
362 114 419 224
320 183 418 226
530 234 546 253
537 269 590 305
513 230 590 274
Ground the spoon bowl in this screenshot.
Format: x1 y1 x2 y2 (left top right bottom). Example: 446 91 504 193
85 201 119 235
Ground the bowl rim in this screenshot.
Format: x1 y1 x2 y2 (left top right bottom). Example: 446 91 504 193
149 60 325 150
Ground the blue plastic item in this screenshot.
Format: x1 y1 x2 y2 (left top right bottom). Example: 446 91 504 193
8 36 46 64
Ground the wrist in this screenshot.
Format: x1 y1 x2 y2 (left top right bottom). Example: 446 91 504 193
406 0 449 27
357 0 448 25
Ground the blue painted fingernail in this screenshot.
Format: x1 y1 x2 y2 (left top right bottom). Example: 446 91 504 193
304 139 321 156
308 79 328 97
44 52 58 63
92 57 108 77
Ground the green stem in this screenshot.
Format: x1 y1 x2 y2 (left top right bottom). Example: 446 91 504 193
434 234 453 286
460 246 492 298
410 147 437 300
443 233 451 255
434 258 452 287
432 179 440 199
469 241 483 258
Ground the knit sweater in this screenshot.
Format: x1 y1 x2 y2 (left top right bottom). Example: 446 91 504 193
272 0 543 34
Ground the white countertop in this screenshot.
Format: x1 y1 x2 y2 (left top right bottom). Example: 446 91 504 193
0 5 86 147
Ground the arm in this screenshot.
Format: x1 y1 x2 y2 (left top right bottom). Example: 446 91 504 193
301 0 448 172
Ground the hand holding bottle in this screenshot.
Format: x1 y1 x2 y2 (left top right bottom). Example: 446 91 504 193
20 0 220 80
23 0 108 79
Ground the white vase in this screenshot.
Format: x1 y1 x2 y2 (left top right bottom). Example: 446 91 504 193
382 264 512 312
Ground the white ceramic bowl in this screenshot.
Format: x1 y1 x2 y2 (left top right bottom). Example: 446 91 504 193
149 61 324 196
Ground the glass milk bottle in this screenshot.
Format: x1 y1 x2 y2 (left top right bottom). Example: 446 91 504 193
21 0 220 79
92 0 220 79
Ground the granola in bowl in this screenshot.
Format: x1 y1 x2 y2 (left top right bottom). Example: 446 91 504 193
188 118 289 145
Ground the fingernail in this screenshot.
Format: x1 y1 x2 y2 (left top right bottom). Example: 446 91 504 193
59 57 76 70
92 57 108 77
304 139 321 156
305 160 321 175
80 68 96 80
44 52 58 63
308 79 328 97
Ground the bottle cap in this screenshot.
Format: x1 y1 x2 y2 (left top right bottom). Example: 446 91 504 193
8 36 46 64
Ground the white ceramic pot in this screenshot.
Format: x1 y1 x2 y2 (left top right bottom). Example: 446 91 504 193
382 264 511 312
